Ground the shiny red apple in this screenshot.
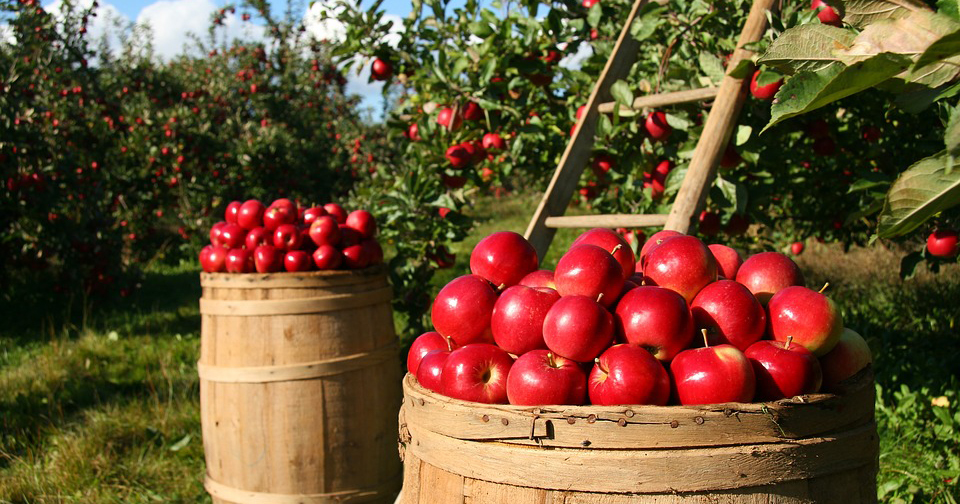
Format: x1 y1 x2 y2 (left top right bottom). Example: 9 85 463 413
431 274 499 346
284 250 312 272
323 203 348 224
614 286 694 361
302 206 328 226
506 350 587 406
571 228 635 280
542 295 614 362
225 248 254 273
416 350 451 393
819 328 872 390
219 223 247 249
342 244 370 269
642 235 717 303
407 331 454 376
469 231 539 290
768 285 844 356
589 344 670 406
707 244 742 279
312 244 343 270
519 269 556 289
735 252 805 305
237 199 265 230
244 226 268 250
554 244 624 307
745 338 822 400
225 201 242 224
254 245 283 273
346 210 377 239
670 339 756 405
440 344 514 404
263 204 297 231
309 216 341 247
273 224 303 251
491 285 560 355
637 230 683 272
927 229 959 258
691 280 766 351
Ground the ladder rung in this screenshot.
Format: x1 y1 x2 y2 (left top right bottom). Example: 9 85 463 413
544 214 669 229
597 87 719 114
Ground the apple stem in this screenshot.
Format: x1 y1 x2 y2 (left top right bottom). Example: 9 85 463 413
594 357 606 373
786 335 793 350
596 292 604 303
547 352 557 368
701 328 709 348
819 282 830 294
498 283 506 291
611 244 623 254
445 337 454 352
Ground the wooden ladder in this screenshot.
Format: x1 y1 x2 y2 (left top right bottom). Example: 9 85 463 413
524 0 778 261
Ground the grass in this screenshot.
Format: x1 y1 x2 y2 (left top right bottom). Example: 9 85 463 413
1 193 958 502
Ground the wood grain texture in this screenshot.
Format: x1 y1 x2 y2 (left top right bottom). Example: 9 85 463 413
199 270 402 504
524 0 650 262
663 0 779 233
398 369 878 502
545 214 669 229
596 87 719 114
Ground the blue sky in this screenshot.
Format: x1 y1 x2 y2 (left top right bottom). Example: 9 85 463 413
109 0 413 26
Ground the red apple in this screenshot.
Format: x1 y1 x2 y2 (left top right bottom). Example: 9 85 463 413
323 203 348 224
555 244 624 307
416 350 450 393
302 206 328 226
200 245 228 273
309 216 341 247
642 235 717 304
362 239 384 265
284 250 312 272
542 295 614 362
791 242 805 255
273 224 303 251
254 245 283 273
346 210 377 239
591 154 615 178
735 252 805 305
811 0 842 27
436 107 462 131
225 248 254 273
263 204 297 231
219 223 247 249
340 226 363 248
245 226 268 250
492 285 560 355
746 338 822 400
750 69 782 101
445 144 471 169
519 269 556 289
407 331 454 376
644 111 672 142
237 199 265 230
342 244 370 269
691 280 766 351
589 344 670 406
407 123 421 142
431 274 498 346
927 229 959 258
698 211 721 236
482 132 505 151
371 57 393 81
819 328 872 390
312 244 343 270
440 344 514 404
707 244 742 279
506 350 587 405
225 201 242 225
469 231 539 290
767 285 844 356
638 230 682 271
463 101 484 121
614 286 695 361
571 228 635 280
670 339 756 405
209 221 227 246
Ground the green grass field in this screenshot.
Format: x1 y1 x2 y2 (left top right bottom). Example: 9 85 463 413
1 192 958 503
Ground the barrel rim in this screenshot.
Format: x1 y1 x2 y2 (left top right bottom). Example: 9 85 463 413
402 366 873 417
200 264 388 287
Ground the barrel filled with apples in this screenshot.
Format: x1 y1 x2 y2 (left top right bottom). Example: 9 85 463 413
198 198 401 504
399 229 877 503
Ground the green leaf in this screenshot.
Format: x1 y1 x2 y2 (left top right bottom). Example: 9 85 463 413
843 0 933 29
945 105 960 156
587 4 602 28
698 52 725 85
763 53 911 133
938 0 960 20
848 177 891 193
736 125 752 146
169 434 192 452
630 5 664 41
759 24 855 74
726 59 754 79
877 150 960 237
610 79 633 107
915 28 960 68
899 251 925 279
469 21 494 38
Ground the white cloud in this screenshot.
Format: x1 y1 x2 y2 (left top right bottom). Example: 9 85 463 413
559 40 593 70
43 0 129 57
135 0 217 59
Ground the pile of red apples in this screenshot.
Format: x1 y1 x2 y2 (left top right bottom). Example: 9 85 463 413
200 198 382 273
407 229 872 406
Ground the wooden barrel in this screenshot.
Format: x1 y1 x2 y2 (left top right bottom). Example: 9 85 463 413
398 370 878 503
199 267 402 504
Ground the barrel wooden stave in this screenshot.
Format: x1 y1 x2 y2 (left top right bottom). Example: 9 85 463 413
200 268 401 504
398 371 878 504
